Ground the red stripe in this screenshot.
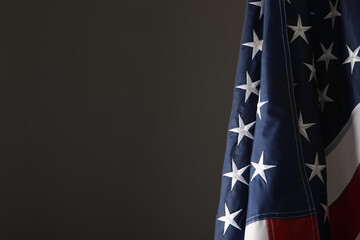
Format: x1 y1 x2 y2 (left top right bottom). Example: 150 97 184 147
267 216 319 240
329 164 360 240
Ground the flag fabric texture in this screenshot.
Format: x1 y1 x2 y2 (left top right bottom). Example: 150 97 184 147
214 0 360 239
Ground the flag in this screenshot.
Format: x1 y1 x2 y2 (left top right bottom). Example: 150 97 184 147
214 0 360 239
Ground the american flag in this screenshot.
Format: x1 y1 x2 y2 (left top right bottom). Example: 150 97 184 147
214 0 360 239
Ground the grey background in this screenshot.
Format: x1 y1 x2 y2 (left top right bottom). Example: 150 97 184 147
0 0 246 239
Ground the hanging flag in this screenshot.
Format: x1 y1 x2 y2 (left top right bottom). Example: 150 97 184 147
214 0 360 239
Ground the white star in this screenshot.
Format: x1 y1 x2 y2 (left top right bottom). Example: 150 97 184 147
298 112 315 142
317 84 334 112
223 160 249 190
343 45 360 74
287 15 312 44
324 0 341 29
249 0 264 19
236 71 260 102
229 114 255 146
256 90 268 120
217 203 242 234
251 151 276 183
305 153 326 183
303 56 317 82
321 203 329 223
317 42 337 71
242 30 263 60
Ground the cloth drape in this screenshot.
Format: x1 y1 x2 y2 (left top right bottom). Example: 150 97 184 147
214 0 360 239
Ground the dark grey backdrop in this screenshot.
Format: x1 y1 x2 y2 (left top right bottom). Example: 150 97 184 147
0 1 246 239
